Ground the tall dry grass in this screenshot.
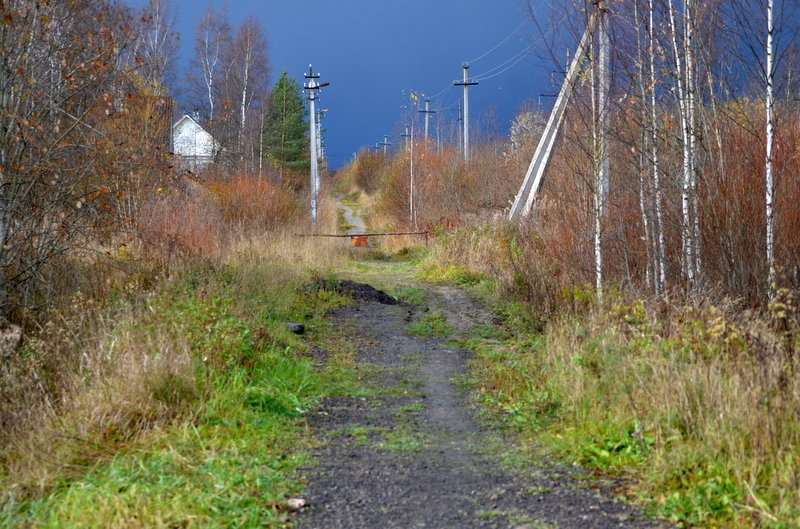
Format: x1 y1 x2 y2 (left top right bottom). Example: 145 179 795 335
0 169 346 505
337 141 525 233
429 223 800 526
501 293 800 526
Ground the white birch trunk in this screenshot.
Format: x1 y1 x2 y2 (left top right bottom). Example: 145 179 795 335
593 4 611 300
668 0 695 288
766 0 776 297
202 22 219 121
634 0 654 293
598 5 611 214
649 0 667 293
239 46 251 160
685 0 701 281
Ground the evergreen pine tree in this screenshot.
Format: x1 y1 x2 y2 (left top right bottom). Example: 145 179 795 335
262 71 309 186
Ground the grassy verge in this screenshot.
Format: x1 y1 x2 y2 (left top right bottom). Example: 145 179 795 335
423 225 800 529
0 254 349 528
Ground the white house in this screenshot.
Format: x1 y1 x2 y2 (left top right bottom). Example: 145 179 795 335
172 114 220 172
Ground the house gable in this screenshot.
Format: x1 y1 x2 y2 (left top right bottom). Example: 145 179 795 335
172 115 219 159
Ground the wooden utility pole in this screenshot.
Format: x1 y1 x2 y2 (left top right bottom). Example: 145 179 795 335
419 98 436 142
453 63 478 161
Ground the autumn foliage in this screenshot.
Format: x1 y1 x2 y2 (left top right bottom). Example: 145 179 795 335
209 175 300 230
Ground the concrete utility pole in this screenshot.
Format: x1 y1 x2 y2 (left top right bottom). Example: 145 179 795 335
419 99 436 142
508 10 599 220
380 135 391 155
401 124 411 147
451 105 463 150
409 123 415 227
453 63 478 161
304 65 329 224
316 108 328 169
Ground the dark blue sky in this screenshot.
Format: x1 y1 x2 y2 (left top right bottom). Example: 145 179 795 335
127 0 553 169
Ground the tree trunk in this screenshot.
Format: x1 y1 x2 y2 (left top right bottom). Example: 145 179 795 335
649 0 667 293
766 0 776 297
668 0 696 289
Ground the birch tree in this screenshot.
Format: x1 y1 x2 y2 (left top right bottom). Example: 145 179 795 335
187 6 231 123
648 0 667 293
667 0 700 289
220 16 270 169
135 0 180 96
593 3 612 299
766 0 776 297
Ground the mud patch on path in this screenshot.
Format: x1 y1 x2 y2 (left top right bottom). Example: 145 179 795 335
305 279 403 305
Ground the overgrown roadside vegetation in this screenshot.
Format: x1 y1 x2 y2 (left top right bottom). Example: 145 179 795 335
0 139 354 528
417 224 800 529
0 233 355 527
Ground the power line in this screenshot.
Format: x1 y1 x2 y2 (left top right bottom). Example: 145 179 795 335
474 49 533 82
427 83 453 101
472 27 554 81
439 96 463 111
467 19 528 63
473 45 533 79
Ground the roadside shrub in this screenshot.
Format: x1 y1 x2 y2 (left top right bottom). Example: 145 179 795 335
208 174 301 231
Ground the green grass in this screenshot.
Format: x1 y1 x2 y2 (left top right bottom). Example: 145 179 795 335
0 259 349 528
419 263 488 287
377 430 430 453
392 286 426 305
462 301 800 528
332 425 386 445
5 369 313 527
409 311 453 337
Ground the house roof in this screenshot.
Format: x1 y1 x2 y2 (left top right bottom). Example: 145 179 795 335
173 114 208 133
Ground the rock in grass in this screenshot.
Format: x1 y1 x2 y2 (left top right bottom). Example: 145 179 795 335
286 498 306 511
287 322 305 335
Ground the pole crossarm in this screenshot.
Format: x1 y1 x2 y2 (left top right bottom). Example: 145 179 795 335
401 123 412 142
508 10 599 221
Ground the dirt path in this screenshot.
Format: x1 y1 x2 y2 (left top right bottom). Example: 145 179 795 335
298 284 669 529
337 197 367 235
